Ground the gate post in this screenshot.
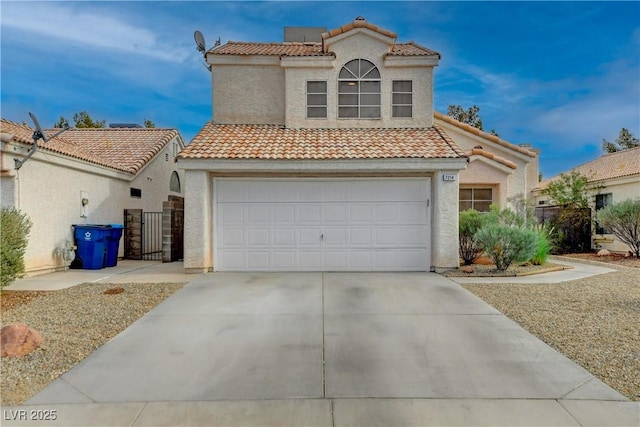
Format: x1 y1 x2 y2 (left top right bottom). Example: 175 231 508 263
124 209 142 260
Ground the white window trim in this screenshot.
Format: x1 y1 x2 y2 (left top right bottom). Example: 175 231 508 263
392 80 413 118
338 59 381 119
306 80 327 119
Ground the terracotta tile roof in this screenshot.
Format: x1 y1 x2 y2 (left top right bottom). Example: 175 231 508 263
179 123 466 160
322 18 397 40
434 111 537 157
1 118 179 175
537 147 640 189
210 41 438 58
465 148 517 170
210 41 330 57
385 41 440 58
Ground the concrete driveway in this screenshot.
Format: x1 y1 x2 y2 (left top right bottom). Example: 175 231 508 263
10 272 638 426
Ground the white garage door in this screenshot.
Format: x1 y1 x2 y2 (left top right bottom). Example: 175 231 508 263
214 179 430 271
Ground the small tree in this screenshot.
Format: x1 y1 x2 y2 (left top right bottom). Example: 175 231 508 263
596 199 640 258
459 209 487 265
1 207 33 289
446 104 499 136
143 119 156 128
602 128 639 153
543 170 591 208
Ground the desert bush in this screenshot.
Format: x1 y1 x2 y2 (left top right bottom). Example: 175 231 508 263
531 229 552 265
474 224 539 271
1 207 32 289
459 209 488 265
596 199 640 258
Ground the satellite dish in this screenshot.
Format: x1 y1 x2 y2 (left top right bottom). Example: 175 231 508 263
15 112 68 169
194 30 206 53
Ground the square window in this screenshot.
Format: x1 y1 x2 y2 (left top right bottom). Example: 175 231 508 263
459 188 493 212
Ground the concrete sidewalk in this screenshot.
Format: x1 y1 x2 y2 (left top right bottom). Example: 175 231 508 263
2 268 637 426
5 260 203 291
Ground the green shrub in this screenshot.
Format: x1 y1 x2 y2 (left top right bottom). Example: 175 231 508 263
458 209 488 265
531 230 551 265
596 199 640 258
474 224 539 271
1 207 33 289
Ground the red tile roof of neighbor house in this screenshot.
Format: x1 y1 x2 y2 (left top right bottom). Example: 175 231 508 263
179 124 466 160
1 118 179 175
434 111 537 158
537 146 640 190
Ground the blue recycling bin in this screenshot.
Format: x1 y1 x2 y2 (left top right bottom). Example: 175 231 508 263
105 224 124 267
73 225 111 269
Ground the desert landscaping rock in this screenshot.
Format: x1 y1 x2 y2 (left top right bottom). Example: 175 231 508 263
104 286 125 295
1 323 44 357
0 282 183 405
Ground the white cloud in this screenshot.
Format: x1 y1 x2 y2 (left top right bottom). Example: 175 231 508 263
1 2 188 62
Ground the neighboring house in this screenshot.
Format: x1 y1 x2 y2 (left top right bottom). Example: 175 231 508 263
1 119 186 275
434 112 539 211
178 17 539 273
532 147 640 253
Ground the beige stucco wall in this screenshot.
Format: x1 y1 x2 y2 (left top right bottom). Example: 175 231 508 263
431 170 461 271
1 137 184 275
212 63 285 124
435 118 538 209
183 170 212 273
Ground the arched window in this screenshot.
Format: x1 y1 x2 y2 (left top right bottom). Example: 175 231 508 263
169 171 181 193
338 59 381 118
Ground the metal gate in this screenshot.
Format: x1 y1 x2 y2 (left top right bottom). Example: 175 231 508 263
142 212 163 260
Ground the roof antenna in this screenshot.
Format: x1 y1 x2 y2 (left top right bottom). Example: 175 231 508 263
14 112 69 170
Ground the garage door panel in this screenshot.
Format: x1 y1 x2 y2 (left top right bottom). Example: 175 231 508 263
221 228 244 246
324 228 346 246
247 228 270 245
375 205 398 223
299 228 322 245
274 251 296 268
349 205 373 222
248 205 269 223
215 179 430 271
325 251 347 268
274 228 296 246
299 251 322 268
273 204 296 223
350 228 372 245
220 204 245 224
323 205 347 222
247 251 270 269
298 205 322 223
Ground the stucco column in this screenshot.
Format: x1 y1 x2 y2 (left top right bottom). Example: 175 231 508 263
431 170 460 271
183 170 212 273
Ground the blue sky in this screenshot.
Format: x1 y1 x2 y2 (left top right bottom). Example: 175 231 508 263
1 1 638 179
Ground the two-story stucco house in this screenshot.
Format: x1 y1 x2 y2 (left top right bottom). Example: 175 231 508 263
178 18 539 273
1 119 186 275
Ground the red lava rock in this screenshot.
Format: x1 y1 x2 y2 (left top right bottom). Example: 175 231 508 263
1 323 44 357
104 286 125 295
462 266 474 274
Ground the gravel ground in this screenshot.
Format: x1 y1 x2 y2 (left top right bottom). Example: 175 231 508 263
0 282 184 406
463 264 640 401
